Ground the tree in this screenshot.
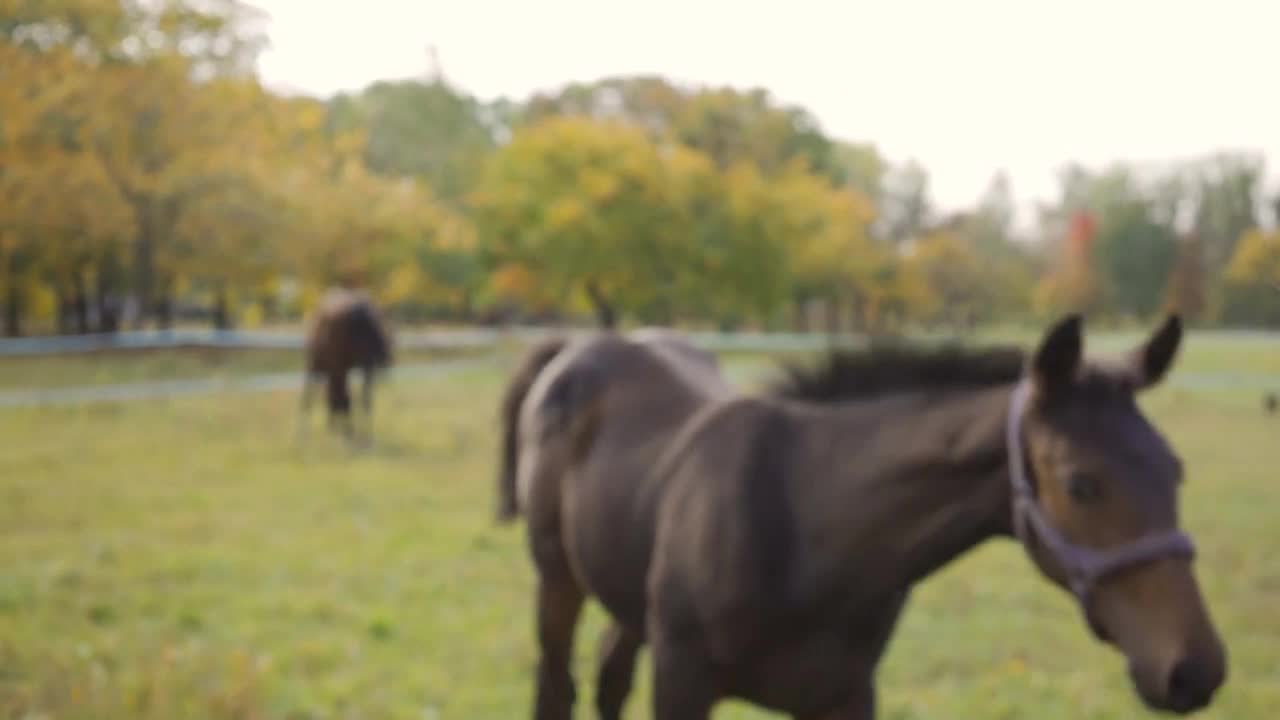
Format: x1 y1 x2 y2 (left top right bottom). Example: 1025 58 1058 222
833 141 888 205
274 136 464 313
170 174 283 329
1 0 269 330
938 172 1037 324
906 230 1010 330
0 40 87 335
662 150 790 326
23 150 133 333
769 165 884 331
1163 233 1208 321
91 58 279 327
341 79 497 202
1191 152 1262 275
371 192 481 320
674 88 840 181
970 171 1016 249
1092 195 1179 319
877 159 932 244
523 75 685 137
470 115 825 327
521 76 843 184
1220 229 1280 326
471 117 677 326
1035 211 1103 317
1034 164 1180 320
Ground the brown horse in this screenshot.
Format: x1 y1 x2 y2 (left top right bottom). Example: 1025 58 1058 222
299 287 394 440
495 327 735 716
502 315 1227 719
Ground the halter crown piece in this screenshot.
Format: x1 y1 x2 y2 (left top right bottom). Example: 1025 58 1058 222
1005 379 1196 604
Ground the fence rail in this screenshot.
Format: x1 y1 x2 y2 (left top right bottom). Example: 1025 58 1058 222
0 326 862 357
3 325 1280 358
1 326 1278 409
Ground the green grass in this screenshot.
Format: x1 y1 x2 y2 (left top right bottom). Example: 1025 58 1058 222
1 334 1278 718
0 345 490 391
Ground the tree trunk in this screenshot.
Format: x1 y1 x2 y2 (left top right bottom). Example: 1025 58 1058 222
73 271 90 334
155 297 173 329
55 285 73 335
154 278 174 330
3 286 22 337
96 272 119 334
849 296 863 333
94 251 121 334
584 280 617 330
459 289 474 322
793 296 807 332
212 284 232 330
652 295 675 326
132 204 155 329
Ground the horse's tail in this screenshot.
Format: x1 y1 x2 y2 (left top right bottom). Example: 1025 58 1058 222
496 335 571 524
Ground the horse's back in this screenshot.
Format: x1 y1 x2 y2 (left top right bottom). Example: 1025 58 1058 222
628 327 732 402
318 286 370 313
521 329 728 442
305 288 391 371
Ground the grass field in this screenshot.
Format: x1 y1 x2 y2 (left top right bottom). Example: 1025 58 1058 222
0 345 492 392
1 331 1279 719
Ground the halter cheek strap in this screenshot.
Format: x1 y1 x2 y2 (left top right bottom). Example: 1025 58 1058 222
1005 380 1196 603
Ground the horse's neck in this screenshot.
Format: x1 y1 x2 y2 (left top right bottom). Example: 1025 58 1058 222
795 384 1018 602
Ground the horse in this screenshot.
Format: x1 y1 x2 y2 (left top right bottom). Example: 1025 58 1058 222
299 287 394 441
506 314 1227 719
494 326 736 717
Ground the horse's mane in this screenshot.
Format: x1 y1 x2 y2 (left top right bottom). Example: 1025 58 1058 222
767 340 1027 404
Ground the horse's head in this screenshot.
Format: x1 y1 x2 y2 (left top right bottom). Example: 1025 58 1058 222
1013 314 1225 714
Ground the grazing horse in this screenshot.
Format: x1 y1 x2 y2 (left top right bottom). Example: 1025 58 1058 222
300 288 393 440
494 327 735 717
507 314 1227 719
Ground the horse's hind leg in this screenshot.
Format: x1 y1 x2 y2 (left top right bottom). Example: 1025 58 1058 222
802 680 876 720
359 365 375 442
533 573 584 720
295 373 317 442
595 622 643 720
649 632 717 720
326 370 354 440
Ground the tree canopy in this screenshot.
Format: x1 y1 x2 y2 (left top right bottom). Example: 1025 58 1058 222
3 1 1279 335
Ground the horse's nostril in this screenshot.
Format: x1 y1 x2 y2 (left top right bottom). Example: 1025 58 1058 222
1165 657 1214 712
1168 659 1192 696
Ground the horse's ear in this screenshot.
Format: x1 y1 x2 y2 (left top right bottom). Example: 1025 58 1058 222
1030 314 1083 396
1130 314 1182 391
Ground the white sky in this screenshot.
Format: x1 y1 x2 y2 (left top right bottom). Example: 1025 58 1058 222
253 0 1279 216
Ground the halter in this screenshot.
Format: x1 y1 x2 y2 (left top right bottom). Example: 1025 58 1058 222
1005 380 1196 604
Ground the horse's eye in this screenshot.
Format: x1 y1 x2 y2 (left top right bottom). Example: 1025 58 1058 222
1068 474 1102 503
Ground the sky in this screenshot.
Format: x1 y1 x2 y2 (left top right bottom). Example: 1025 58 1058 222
253 0 1280 218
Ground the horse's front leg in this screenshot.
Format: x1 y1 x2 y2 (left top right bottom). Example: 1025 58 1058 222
800 665 878 720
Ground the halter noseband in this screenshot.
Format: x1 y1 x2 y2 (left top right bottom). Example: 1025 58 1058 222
1005 380 1196 604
